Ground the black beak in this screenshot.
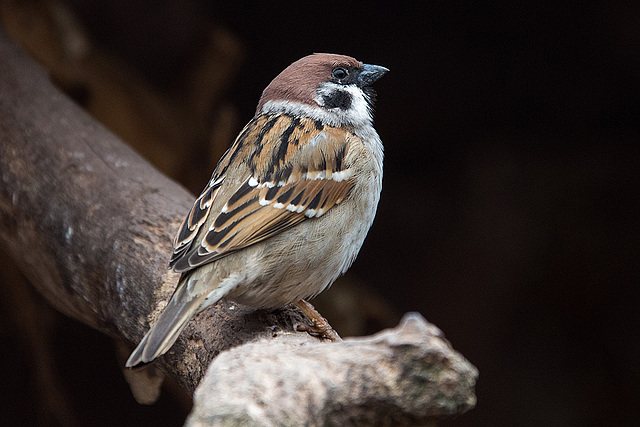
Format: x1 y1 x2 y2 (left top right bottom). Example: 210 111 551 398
357 64 389 87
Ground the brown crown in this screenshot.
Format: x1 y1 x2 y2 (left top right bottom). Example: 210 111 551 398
256 53 362 113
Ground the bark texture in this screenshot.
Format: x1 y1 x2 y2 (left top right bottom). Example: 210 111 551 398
0 29 477 424
0 28 303 395
187 313 477 426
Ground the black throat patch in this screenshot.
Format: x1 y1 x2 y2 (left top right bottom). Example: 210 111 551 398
322 89 352 110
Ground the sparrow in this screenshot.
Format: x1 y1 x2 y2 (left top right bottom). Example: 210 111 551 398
126 53 388 367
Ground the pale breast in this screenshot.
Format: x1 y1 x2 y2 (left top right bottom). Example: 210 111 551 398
224 128 383 308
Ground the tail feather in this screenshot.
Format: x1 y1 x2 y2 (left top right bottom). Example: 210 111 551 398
126 288 208 368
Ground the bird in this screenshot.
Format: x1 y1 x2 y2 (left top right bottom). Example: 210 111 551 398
126 53 388 368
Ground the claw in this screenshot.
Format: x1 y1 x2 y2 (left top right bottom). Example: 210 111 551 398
294 300 342 341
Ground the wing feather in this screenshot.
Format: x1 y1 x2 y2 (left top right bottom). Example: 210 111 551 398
169 176 224 267
170 114 355 273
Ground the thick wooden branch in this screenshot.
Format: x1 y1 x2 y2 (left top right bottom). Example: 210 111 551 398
187 313 477 426
0 29 477 423
0 28 302 395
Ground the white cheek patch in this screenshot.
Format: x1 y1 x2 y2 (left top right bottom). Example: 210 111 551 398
262 93 372 128
314 82 372 126
341 85 372 125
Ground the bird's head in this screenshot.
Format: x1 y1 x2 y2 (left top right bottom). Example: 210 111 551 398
258 53 388 127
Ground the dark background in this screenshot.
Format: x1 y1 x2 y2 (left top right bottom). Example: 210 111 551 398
1 1 639 425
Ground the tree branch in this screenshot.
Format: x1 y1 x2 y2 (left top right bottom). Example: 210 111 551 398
187 313 477 426
0 27 301 395
0 29 477 423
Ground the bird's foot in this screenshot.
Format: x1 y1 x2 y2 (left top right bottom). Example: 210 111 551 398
294 300 342 341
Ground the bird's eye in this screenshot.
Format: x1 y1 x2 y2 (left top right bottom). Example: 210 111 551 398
332 67 348 80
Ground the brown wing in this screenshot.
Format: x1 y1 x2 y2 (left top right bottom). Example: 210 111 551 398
170 113 355 273
168 176 224 267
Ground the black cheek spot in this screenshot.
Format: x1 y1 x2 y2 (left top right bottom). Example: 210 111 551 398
322 90 352 110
